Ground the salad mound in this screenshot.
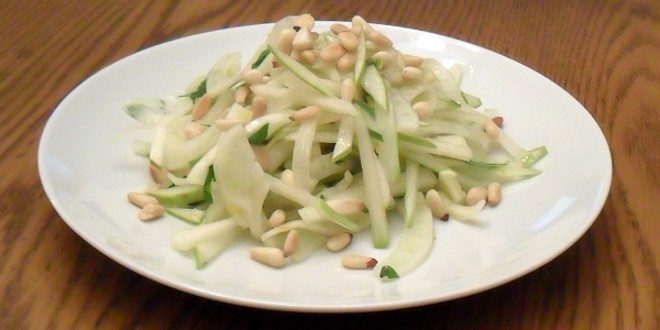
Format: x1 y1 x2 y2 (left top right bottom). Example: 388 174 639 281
123 14 547 279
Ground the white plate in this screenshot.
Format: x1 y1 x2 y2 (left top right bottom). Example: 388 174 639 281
38 22 612 312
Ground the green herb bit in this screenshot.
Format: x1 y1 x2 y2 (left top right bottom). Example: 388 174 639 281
379 265 399 279
248 123 269 145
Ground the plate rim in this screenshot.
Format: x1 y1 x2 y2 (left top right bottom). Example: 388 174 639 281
38 21 613 313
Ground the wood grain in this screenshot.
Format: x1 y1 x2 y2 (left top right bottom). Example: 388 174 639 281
1 0 658 328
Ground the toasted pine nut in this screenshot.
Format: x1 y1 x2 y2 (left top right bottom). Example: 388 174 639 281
234 85 250 105
300 49 317 63
484 120 500 138
277 28 296 54
412 101 431 118
214 118 246 131
191 93 211 120
183 121 205 139
402 66 423 80
251 95 267 118
282 229 300 257
350 24 362 36
491 116 504 127
425 189 449 219
487 182 502 206
292 27 314 51
340 78 356 102
326 232 353 252
337 53 356 72
249 247 286 268
280 169 295 186
243 69 263 85
294 13 315 30
138 204 165 221
367 31 393 48
320 41 345 63
289 105 320 121
403 54 424 67
327 198 365 214
371 51 392 66
466 186 488 206
252 145 270 169
268 209 286 227
331 23 350 34
338 31 359 52
127 192 159 208
149 164 164 184
342 254 377 269
290 50 302 61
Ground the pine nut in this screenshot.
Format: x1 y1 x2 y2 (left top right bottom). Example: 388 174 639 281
487 182 502 206
340 78 356 102
337 53 356 72
183 121 205 139
371 51 391 66
268 209 286 227
280 169 295 186
251 95 267 117
396 53 406 70
342 254 377 269
249 247 286 268
277 28 296 54
320 41 345 63
282 229 300 257
294 13 315 30
290 50 302 62
234 85 250 105
403 54 424 67
289 105 321 121
350 24 362 36
412 101 431 118
243 69 263 85
149 164 164 184
338 32 359 52
191 93 211 120
466 186 488 206
292 27 314 51
484 120 500 138
402 66 423 80
300 49 317 63
425 189 449 219
367 31 393 48
138 204 165 221
491 116 504 127
331 23 350 34
252 145 270 169
327 198 365 214
326 232 353 252
214 118 246 131
127 192 159 208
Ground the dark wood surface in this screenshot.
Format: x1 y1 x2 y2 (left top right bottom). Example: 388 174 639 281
2 0 658 328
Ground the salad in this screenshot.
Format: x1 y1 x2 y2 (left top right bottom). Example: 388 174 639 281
123 14 547 280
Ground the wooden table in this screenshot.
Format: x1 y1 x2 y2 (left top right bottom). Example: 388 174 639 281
2 0 658 328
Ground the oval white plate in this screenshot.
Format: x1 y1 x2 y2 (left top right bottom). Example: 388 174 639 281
38 22 612 312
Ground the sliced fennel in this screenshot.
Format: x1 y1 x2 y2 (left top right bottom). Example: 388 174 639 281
122 14 547 278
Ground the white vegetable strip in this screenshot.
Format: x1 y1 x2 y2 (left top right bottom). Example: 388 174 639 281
375 194 434 278
171 218 241 251
353 113 389 248
292 116 319 191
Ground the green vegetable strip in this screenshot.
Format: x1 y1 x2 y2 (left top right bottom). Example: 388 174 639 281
353 114 389 248
265 175 360 231
267 44 338 97
292 116 319 191
403 160 419 228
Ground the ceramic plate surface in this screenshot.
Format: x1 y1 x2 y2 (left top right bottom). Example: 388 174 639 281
39 22 612 312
